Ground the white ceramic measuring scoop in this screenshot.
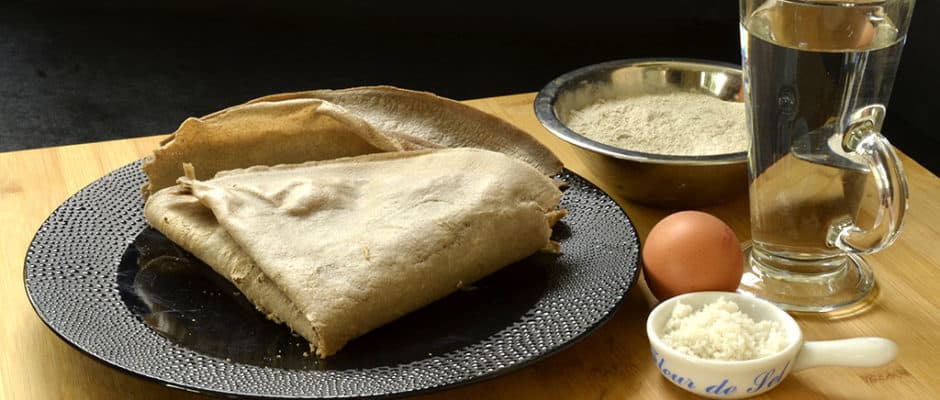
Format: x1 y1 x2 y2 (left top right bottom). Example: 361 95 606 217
646 291 897 399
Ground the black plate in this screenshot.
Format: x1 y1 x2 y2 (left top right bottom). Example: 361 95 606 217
24 161 640 399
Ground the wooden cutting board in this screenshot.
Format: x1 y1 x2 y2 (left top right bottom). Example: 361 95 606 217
1 93 939 399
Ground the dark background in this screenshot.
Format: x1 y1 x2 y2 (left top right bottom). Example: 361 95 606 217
2 0 937 174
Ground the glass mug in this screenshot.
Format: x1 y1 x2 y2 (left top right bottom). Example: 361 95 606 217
738 0 914 313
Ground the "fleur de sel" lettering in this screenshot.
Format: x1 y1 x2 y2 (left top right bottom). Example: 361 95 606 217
652 350 696 390
747 361 790 393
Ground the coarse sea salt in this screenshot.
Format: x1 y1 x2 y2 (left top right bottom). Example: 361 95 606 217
662 297 789 361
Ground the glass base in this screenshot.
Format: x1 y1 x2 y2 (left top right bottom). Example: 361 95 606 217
738 241 878 315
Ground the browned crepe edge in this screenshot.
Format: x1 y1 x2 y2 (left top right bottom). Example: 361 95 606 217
140 99 405 198
233 86 562 175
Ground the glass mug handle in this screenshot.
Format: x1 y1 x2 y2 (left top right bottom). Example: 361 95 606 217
827 111 910 254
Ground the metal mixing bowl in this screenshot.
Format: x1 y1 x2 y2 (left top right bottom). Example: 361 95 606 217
535 58 748 208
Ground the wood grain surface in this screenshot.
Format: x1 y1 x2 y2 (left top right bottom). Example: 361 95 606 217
2 93 939 399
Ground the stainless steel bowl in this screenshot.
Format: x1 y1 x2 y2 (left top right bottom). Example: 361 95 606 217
535 58 748 208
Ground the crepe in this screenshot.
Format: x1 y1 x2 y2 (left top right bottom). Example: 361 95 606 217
144 148 565 357
141 86 562 198
244 86 562 175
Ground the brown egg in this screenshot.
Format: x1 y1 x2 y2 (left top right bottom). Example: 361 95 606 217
642 211 744 301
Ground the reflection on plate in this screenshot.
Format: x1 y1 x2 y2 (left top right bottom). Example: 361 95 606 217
25 161 639 399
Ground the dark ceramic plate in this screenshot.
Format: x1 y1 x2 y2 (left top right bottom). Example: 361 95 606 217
24 161 640 399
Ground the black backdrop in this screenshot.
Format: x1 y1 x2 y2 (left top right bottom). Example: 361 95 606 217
2 0 937 174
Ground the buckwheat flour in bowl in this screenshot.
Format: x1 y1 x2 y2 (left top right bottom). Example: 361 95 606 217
534 59 750 207
564 92 748 156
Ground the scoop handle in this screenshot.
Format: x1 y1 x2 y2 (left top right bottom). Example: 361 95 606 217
792 337 897 372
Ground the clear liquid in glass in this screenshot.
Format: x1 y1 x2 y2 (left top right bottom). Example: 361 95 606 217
743 0 905 268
